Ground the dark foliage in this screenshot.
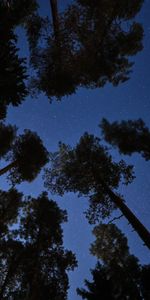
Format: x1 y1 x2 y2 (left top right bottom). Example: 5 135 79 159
100 118 150 160
90 223 129 263
44 132 134 221
77 262 150 300
30 0 144 99
43 131 150 248
0 29 27 119
8 129 49 183
0 188 22 238
0 0 38 27
0 122 16 158
0 192 77 299
78 224 150 300
0 124 49 184
0 0 40 119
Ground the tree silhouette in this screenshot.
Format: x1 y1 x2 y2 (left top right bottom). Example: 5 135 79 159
0 188 22 238
0 0 144 106
0 29 27 119
77 224 150 300
90 223 130 264
29 0 144 99
0 123 49 184
44 132 150 248
0 0 43 119
0 192 77 299
0 122 16 158
77 261 150 300
100 118 150 160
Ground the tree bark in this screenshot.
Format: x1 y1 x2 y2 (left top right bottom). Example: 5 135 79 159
103 183 150 249
0 161 17 176
92 168 150 249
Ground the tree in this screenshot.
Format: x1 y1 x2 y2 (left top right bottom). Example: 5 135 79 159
0 0 44 119
44 132 150 248
77 224 150 300
0 0 144 108
0 192 77 299
0 123 49 184
0 28 27 119
0 122 16 158
0 188 22 238
77 261 150 300
90 223 130 264
100 118 150 160
29 0 144 99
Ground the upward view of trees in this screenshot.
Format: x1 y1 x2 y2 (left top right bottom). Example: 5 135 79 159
0 0 149 299
77 224 150 300
0 192 77 299
44 130 150 248
0 0 144 118
30 0 144 99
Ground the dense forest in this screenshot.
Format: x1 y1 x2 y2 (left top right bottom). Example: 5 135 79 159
0 0 150 299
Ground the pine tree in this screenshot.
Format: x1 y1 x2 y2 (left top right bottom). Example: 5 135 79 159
100 118 150 160
44 132 150 248
0 122 49 184
77 224 150 300
0 192 77 299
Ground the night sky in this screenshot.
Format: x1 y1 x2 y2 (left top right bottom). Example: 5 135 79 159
1 0 150 299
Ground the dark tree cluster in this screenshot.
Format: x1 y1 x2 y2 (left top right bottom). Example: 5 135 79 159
0 122 49 183
100 118 150 160
0 0 41 119
78 223 150 300
44 128 150 249
0 1 150 300
29 0 144 99
0 0 144 114
44 133 134 220
0 192 77 300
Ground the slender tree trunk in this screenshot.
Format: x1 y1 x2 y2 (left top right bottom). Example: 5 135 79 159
103 183 150 249
28 226 42 300
0 161 17 176
92 168 150 249
49 0 60 40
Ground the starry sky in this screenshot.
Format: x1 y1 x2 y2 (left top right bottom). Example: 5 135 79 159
1 0 150 299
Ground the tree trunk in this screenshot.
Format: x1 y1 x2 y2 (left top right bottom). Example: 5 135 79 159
49 0 60 41
0 161 17 176
103 183 150 249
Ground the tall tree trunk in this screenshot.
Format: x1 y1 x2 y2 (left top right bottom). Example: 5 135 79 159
103 183 150 249
0 161 17 176
49 0 60 41
92 169 150 249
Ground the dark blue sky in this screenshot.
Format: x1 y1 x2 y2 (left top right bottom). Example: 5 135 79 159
1 0 150 299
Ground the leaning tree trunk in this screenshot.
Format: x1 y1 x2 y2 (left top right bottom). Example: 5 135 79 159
103 183 150 249
92 169 150 250
0 161 17 176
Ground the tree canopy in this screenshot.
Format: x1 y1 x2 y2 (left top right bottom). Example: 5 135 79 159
0 122 49 183
30 0 144 99
44 132 133 221
0 191 77 299
100 118 150 160
0 0 144 115
0 1 149 299
44 130 150 248
77 224 150 300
